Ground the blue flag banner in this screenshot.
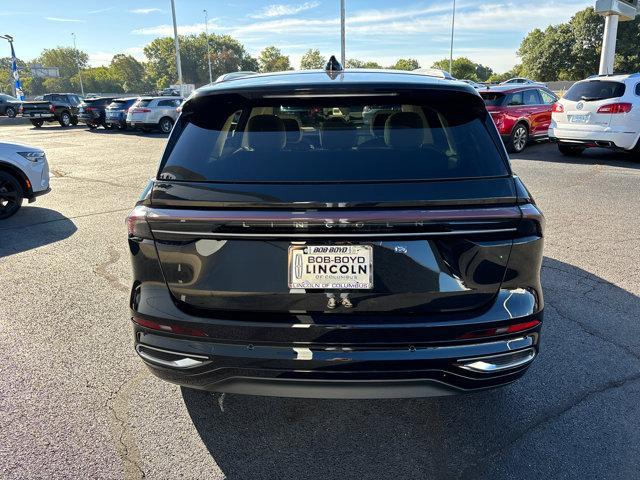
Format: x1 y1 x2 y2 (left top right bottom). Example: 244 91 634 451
10 43 24 101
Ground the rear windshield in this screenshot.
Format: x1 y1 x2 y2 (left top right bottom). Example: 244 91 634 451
479 92 505 106
108 99 133 108
159 93 508 183
564 81 626 101
136 99 152 108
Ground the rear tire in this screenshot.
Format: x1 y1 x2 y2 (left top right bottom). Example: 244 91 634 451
59 111 71 127
0 171 24 219
159 116 174 134
30 120 44 128
5 106 16 118
558 144 585 156
507 123 529 153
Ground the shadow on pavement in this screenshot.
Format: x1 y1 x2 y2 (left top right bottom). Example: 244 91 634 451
0 207 77 257
516 141 640 169
181 257 640 480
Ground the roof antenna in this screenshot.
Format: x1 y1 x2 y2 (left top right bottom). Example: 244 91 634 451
325 55 343 80
325 55 343 72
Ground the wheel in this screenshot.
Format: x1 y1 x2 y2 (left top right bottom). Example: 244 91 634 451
5 106 16 118
105 123 114 130
0 171 24 219
30 120 44 128
558 144 585 156
159 117 174 134
71 116 78 126
88 124 97 130
59 111 71 127
507 123 529 153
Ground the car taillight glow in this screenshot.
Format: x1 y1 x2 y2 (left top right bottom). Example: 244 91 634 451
49 104 55 113
135 108 151 113
132 316 208 337
18 106 23 113
552 102 564 113
458 319 541 339
126 204 153 239
597 102 632 114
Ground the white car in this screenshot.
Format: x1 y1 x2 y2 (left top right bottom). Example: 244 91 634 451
0 141 50 219
549 73 640 156
126 96 182 133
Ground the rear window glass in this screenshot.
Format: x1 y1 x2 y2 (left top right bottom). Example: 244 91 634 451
480 92 505 106
136 99 152 108
159 93 508 183
564 81 626 101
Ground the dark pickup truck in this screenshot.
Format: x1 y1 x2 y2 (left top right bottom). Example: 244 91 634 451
20 93 82 128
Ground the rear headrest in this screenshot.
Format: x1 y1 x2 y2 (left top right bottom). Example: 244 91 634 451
282 118 302 144
246 115 286 151
320 117 357 150
384 112 425 148
371 112 391 138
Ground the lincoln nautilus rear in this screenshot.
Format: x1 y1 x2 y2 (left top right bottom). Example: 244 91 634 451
127 67 544 399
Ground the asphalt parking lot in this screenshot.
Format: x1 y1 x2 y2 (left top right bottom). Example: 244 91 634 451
1 123 639 480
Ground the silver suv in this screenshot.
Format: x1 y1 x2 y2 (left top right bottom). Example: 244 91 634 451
126 96 182 133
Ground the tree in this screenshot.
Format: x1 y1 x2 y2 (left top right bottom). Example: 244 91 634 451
110 54 150 93
431 57 493 81
346 59 383 69
36 47 88 92
258 46 291 73
392 58 420 71
300 49 326 70
144 33 258 89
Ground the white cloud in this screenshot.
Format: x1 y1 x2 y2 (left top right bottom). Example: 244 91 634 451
130 8 162 15
250 2 320 19
88 47 146 67
88 7 114 14
45 17 85 23
132 19 221 36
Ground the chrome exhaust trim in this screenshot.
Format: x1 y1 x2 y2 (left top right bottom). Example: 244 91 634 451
136 344 211 369
457 348 536 373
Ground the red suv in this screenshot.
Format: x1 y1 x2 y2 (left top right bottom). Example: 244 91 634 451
479 85 558 153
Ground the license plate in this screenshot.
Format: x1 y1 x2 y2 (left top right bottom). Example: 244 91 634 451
569 114 589 124
107 112 117 118
288 245 373 289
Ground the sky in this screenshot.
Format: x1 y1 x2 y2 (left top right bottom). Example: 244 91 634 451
1 0 594 73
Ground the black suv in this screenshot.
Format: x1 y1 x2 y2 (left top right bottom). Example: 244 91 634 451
78 97 116 129
127 66 544 399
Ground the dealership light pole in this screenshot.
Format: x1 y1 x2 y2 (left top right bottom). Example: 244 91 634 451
71 33 84 97
204 9 213 83
340 0 346 66
449 0 456 74
595 0 639 75
170 0 184 90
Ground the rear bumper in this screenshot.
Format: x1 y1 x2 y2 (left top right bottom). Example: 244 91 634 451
22 113 54 119
134 329 540 398
549 125 639 150
131 281 543 398
127 121 157 129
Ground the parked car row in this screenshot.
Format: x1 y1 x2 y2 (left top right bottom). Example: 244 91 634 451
16 93 182 134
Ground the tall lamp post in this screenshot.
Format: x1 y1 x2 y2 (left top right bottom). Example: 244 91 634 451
170 0 183 93
0 34 24 100
204 9 213 83
340 0 346 66
449 0 456 75
595 0 638 75
71 33 84 97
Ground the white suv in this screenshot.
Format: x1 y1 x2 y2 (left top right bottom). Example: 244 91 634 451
126 96 182 133
549 73 640 156
0 141 51 219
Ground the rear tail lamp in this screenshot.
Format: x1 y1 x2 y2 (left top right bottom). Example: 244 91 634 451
126 205 153 240
458 320 541 339
597 102 632 114
135 108 151 113
552 102 564 113
133 316 208 337
49 104 55 113
18 105 23 114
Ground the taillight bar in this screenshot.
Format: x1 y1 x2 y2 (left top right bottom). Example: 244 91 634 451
458 319 541 339
134 108 151 113
597 102 632 114
133 316 208 337
126 205 153 239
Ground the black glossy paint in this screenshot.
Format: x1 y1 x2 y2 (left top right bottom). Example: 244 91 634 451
127 71 545 398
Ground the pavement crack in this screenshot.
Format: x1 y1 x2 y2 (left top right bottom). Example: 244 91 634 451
546 301 640 361
94 246 129 294
104 373 147 479
459 372 640 480
54 174 132 188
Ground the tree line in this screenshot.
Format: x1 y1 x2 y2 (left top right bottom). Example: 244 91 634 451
2 6 639 96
